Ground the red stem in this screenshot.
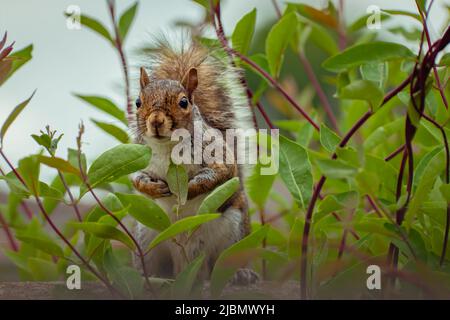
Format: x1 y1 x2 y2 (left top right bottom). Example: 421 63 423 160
57 171 82 222
0 149 120 297
331 212 360 240
210 1 320 131
19 202 33 219
76 130 154 292
365 195 382 218
298 52 339 134
271 0 282 18
1 159 33 220
338 0 347 50
107 1 132 120
422 114 450 265
270 0 339 132
337 210 355 260
299 98 407 297
385 144 405 161
0 208 19 251
415 0 449 110
246 89 275 129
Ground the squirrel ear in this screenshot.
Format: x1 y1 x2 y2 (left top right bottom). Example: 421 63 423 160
182 67 198 100
140 67 150 89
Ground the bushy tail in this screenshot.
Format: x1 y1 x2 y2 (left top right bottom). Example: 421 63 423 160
146 36 254 133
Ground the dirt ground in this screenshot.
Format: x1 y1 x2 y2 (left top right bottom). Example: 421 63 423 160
0 281 301 300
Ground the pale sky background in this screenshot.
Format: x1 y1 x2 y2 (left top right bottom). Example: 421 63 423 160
0 0 448 181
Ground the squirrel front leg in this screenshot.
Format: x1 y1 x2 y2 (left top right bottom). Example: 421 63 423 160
134 171 172 198
187 162 237 200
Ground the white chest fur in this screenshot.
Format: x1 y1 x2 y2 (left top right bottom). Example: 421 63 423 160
144 140 206 220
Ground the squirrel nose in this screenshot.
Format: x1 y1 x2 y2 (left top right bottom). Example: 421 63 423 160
151 118 165 129
148 112 166 133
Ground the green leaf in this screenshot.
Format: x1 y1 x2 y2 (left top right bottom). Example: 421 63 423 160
36 155 81 176
320 123 341 152
231 8 256 55
288 217 304 258
118 2 138 41
1 90 35 145
245 163 277 209
265 12 298 77
0 176 63 201
171 254 205 298
104 248 144 299
0 45 33 85
316 159 357 179
31 129 63 155
27 257 58 281
279 135 313 208
74 95 127 125
348 12 391 32
16 234 64 257
0 174 30 197
363 118 403 151
65 13 114 45
307 23 339 56
274 120 302 132
146 214 220 251
69 222 135 250
383 9 420 21
246 53 270 84
439 53 450 66
339 80 384 111
286 3 338 29
440 184 450 202
68 148 87 174
413 146 443 190
85 193 124 223
405 149 445 227
18 155 40 195
91 119 129 143
197 177 240 215
167 162 188 206
360 62 388 88
116 193 170 231
39 181 64 200
84 193 125 252
210 225 268 297
322 42 414 72
85 144 151 191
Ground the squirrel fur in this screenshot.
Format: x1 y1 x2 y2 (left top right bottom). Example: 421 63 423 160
130 37 257 283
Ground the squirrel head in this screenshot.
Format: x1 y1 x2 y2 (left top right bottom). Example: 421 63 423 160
136 67 198 142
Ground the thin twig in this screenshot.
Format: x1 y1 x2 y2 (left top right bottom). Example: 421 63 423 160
210 0 320 131
385 144 405 161
107 0 132 120
297 52 340 133
76 124 154 294
415 0 449 110
337 210 354 260
0 149 120 297
269 0 339 132
0 166 33 219
57 171 82 221
422 113 450 265
338 0 347 50
0 208 18 251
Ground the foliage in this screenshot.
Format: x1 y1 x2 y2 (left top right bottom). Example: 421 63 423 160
1 0 450 300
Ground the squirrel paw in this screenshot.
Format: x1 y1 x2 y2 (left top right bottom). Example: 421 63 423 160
134 172 171 198
230 268 260 286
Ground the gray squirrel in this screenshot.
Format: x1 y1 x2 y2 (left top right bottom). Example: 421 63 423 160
130 38 258 284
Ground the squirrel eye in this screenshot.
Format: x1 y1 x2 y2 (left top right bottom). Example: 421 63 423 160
135 97 142 108
179 97 189 109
